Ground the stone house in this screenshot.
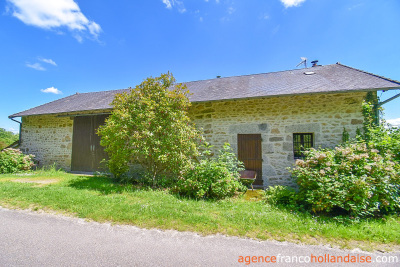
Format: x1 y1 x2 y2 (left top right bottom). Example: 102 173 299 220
9 63 400 187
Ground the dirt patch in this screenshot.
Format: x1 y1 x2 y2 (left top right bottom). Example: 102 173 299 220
11 179 60 186
243 190 265 201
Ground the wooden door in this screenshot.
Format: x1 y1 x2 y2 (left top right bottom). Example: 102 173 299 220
92 115 109 171
71 116 92 172
237 134 263 186
71 115 108 172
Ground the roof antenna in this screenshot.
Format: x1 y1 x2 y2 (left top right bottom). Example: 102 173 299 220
296 57 307 68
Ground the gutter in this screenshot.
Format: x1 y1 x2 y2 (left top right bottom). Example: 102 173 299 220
9 117 22 147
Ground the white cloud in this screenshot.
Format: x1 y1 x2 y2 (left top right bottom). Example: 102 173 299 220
6 0 101 40
39 58 57 66
261 14 270 20
73 34 83 43
387 118 400 127
348 3 363 11
280 0 306 8
26 57 57 70
8 128 19 134
26 62 46 71
40 87 62 94
162 0 172 9
161 0 186 13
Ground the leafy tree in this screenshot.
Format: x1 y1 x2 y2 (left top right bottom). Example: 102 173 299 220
98 73 203 185
0 128 18 150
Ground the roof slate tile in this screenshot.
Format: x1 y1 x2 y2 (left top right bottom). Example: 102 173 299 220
9 63 400 118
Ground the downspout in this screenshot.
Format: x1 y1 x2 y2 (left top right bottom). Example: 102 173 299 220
9 117 22 146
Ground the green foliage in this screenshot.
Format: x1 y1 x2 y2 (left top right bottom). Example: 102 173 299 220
290 143 400 217
287 101 400 218
0 148 35 174
0 128 18 150
98 73 204 184
265 185 297 207
360 101 400 162
364 91 379 125
342 127 350 143
356 127 362 137
361 100 377 141
213 142 245 174
174 143 246 199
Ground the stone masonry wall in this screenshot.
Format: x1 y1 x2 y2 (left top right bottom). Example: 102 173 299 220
189 92 367 187
20 115 74 171
19 109 112 171
19 92 365 181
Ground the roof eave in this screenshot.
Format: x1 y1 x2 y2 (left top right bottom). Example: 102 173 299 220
9 108 114 119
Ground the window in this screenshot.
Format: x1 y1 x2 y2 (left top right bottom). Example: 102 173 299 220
293 133 313 159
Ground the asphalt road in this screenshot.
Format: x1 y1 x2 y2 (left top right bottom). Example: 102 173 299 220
0 206 398 267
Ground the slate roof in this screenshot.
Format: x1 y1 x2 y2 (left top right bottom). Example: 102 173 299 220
9 63 400 118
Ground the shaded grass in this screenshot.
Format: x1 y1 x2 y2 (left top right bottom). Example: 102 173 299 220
0 171 399 251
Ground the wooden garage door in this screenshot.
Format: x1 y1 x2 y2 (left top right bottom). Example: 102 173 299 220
238 134 263 186
71 115 109 172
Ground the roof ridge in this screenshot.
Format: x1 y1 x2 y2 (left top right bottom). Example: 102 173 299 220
74 88 130 95
336 62 400 86
183 64 338 84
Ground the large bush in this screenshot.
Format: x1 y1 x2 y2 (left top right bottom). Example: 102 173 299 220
291 143 400 217
98 73 203 185
174 143 246 199
0 148 35 174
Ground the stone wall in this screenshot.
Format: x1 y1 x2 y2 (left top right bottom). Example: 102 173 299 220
19 92 366 182
189 92 367 187
20 115 74 170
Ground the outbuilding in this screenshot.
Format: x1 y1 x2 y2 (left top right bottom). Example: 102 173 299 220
10 63 400 187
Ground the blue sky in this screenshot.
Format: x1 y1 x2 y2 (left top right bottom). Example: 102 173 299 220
1 0 400 133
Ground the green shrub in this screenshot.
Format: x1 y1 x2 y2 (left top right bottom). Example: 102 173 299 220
98 73 204 185
363 123 400 162
0 148 35 174
0 128 18 150
174 143 246 199
290 143 400 217
361 101 400 162
265 185 297 207
175 160 241 199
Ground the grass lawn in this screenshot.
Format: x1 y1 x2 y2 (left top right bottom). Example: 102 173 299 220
0 169 399 252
